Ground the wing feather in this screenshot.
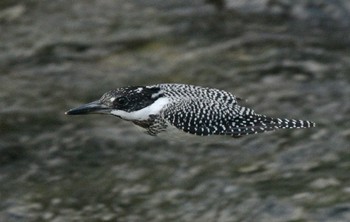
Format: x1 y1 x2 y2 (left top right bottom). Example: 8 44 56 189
162 98 280 137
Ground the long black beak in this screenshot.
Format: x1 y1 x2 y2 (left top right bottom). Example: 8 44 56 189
65 100 110 115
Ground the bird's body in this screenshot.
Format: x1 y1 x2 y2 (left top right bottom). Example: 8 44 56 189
66 83 315 138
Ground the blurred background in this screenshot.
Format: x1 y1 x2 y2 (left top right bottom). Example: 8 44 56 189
1 0 349 221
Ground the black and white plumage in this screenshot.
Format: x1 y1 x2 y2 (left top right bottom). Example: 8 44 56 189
66 83 315 138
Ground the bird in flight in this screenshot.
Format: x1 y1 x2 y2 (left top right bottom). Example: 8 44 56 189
66 83 315 138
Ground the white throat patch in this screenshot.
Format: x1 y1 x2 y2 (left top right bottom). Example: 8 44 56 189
110 97 169 120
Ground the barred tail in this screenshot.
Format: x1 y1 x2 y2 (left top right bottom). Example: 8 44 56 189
227 115 316 137
274 117 316 129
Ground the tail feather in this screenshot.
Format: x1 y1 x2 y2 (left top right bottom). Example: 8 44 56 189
274 117 316 129
224 115 315 137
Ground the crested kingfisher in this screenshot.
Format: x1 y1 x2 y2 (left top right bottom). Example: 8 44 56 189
66 84 315 138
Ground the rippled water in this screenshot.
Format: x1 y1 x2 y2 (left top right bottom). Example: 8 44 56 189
1 0 350 221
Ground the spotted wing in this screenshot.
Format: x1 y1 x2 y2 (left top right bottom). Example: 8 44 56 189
162 99 311 137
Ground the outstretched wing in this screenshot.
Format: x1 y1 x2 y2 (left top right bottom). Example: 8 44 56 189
162 99 311 137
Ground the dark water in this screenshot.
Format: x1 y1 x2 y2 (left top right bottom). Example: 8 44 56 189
1 0 350 221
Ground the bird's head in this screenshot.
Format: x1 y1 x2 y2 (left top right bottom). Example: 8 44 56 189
65 86 168 120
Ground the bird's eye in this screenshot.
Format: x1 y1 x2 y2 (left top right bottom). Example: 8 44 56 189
114 96 129 106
